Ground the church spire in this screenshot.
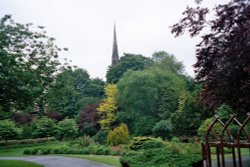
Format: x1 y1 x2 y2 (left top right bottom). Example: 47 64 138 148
112 24 119 65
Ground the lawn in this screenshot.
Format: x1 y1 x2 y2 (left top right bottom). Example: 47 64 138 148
0 160 43 167
0 142 121 167
0 141 65 157
65 154 121 167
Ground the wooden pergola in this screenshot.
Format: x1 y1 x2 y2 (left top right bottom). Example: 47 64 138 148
202 113 250 167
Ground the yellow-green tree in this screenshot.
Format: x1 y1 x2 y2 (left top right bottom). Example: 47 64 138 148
107 123 129 146
97 84 117 130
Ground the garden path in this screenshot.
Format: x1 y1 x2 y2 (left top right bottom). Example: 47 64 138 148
0 156 114 167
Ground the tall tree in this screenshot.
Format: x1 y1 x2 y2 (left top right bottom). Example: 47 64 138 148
0 15 64 118
45 69 79 117
106 53 153 83
97 84 118 130
45 68 104 117
117 68 186 135
170 91 209 136
152 51 184 75
172 0 250 113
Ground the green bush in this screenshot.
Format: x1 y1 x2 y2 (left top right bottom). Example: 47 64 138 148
0 137 56 147
120 148 201 167
21 125 33 139
77 135 94 147
56 118 78 140
39 148 52 155
152 120 173 140
93 130 107 144
23 144 121 156
23 149 31 155
30 148 39 155
129 136 164 150
107 123 129 146
171 137 180 143
122 138 202 167
0 120 22 143
32 117 56 138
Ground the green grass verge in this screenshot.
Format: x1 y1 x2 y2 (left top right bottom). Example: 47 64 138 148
0 160 43 167
0 142 66 157
0 141 121 166
65 154 121 167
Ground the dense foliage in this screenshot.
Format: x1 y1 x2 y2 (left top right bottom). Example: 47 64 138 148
0 15 64 118
107 123 129 146
78 102 101 136
45 68 104 118
106 54 153 83
32 117 56 138
117 68 186 135
0 120 21 143
120 137 201 167
97 84 118 130
172 0 250 113
0 13 217 167
56 118 78 140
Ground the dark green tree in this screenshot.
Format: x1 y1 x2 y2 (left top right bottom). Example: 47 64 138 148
45 68 104 117
152 51 184 74
0 15 64 118
106 53 153 83
117 68 186 135
152 120 173 140
170 91 209 136
45 69 79 117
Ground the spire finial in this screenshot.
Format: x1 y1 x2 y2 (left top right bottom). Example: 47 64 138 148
112 23 119 65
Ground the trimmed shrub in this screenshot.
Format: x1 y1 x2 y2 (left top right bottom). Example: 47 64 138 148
129 137 164 150
107 123 129 146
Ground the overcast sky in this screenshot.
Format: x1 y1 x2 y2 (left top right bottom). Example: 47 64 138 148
0 0 230 80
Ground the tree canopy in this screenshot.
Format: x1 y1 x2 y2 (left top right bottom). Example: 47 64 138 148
106 53 153 83
172 0 250 113
117 68 186 135
0 15 65 118
45 68 104 117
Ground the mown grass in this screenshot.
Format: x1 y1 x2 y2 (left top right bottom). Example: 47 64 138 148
0 141 66 157
0 160 43 167
0 141 121 166
65 154 121 167
211 148 250 159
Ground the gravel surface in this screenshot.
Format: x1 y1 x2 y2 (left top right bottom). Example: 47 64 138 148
0 156 114 167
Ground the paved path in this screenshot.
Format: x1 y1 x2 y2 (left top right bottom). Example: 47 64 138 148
212 156 250 167
0 156 114 167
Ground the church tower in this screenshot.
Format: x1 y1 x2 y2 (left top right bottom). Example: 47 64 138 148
111 24 119 65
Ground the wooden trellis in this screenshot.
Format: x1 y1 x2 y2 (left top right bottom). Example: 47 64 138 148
202 113 250 167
